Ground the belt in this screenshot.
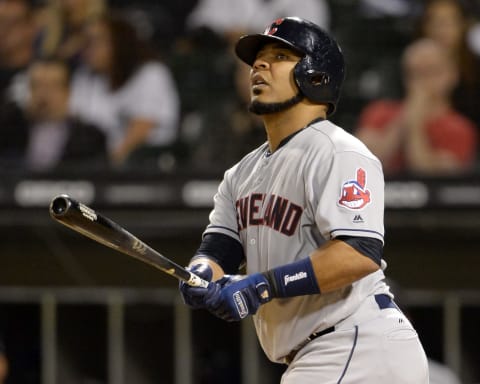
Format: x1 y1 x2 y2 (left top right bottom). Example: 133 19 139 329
284 294 396 365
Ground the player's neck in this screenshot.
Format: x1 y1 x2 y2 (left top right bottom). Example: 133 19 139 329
262 104 327 153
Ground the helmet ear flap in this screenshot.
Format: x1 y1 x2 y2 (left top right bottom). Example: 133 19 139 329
306 70 330 86
293 56 333 113
294 58 336 114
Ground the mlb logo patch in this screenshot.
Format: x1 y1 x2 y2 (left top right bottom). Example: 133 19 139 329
338 168 371 210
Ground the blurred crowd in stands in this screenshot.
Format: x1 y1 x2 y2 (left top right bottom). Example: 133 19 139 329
0 0 479 176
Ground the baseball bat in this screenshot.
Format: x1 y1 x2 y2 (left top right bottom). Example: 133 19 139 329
49 194 209 288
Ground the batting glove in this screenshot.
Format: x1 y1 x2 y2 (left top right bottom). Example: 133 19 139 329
207 273 273 322
179 264 220 309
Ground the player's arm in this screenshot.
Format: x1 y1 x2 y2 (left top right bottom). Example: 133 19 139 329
309 236 380 293
257 235 380 299
199 235 381 322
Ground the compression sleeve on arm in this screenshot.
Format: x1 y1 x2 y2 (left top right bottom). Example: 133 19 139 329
261 236 382 298
191 233 245 274
335 236 383 266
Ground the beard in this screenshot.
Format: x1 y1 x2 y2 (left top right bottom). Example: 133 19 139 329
248 92 304 115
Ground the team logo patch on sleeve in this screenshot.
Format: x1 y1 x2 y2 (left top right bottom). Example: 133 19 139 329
338 168 371 210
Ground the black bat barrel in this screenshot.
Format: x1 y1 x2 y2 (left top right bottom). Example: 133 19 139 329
49 194 206 286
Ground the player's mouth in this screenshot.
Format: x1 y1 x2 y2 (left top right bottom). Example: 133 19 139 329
251 74 268 91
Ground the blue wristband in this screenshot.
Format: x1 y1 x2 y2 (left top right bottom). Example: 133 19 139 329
263 257 320 298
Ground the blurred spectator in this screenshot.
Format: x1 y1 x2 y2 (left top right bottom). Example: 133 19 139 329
186 59 265 170
416 0 480 129
359 0 419 18
0 340 7 384
69 14 180 168
186 0 330 45
0 0 37 102
356 38 477 176
37 0 106 69
0 58 107 172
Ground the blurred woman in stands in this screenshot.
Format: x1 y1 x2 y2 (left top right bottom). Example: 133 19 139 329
37 0 105 69
417 0 480 129
69 14 180 168
356 39 477 176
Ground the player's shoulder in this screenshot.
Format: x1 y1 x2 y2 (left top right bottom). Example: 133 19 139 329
308 120 379 161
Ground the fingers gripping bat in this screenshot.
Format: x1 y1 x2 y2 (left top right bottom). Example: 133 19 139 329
49 194 209 288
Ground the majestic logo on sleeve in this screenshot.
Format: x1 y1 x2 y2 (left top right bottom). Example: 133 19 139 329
338 168 371 210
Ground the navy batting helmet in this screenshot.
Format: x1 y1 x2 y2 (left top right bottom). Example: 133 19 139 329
235 17 345 115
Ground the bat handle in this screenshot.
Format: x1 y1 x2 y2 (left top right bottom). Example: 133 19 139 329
186 272 210 288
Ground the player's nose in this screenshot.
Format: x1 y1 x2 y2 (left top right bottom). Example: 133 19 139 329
252 56 269 70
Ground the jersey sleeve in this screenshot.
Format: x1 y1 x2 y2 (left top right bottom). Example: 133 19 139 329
311 151 385 243
203 168 242 243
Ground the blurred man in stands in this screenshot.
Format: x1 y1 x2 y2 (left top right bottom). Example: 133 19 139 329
356 38 477 176
0 0 37 103
0 58 107 172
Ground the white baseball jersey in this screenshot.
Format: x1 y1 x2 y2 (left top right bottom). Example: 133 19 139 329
204 119 390 363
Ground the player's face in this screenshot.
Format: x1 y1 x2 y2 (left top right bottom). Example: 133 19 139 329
250 43 302 104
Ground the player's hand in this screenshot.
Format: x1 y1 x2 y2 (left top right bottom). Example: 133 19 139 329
207 273 273 322
179 264 220 309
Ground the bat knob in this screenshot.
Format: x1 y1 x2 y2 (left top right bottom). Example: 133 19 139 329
50 195 71 216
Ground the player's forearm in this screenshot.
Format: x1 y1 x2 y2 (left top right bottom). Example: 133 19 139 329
309 239 379 293
262 240 379 299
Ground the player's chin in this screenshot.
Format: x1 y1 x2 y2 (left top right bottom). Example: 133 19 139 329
250 92 272 105
251 89 263 100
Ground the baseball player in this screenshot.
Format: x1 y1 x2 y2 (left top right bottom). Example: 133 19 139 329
180 17 429 383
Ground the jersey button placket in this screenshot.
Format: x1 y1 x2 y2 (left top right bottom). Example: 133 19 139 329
254 157 269 185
